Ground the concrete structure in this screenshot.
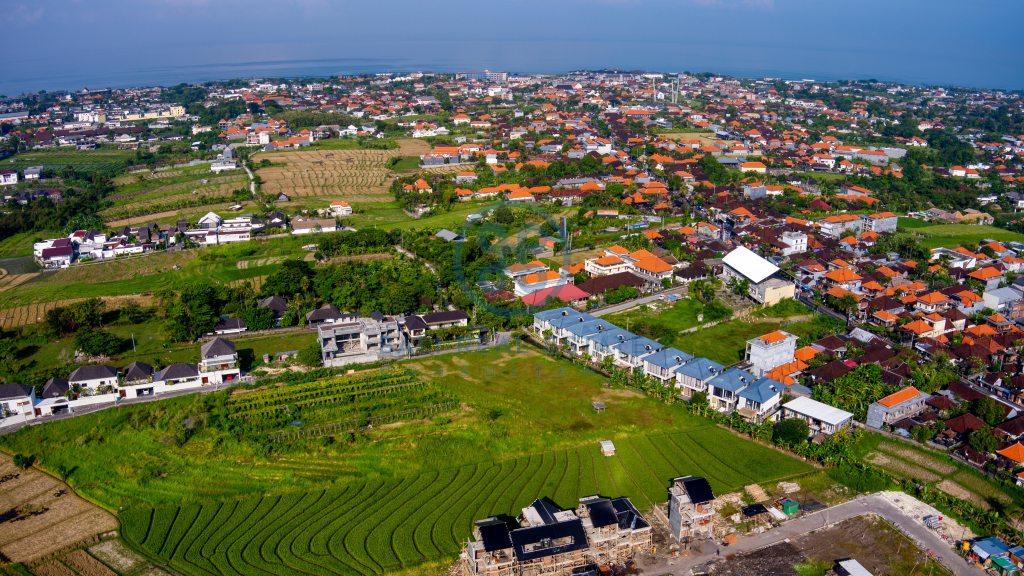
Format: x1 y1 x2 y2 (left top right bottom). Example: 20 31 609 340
668 476 715 542
461 496 651 576
317 315 407 366
745 330 798 376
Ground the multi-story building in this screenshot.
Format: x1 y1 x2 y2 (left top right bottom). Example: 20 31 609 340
668 476 716 542
745 330 798 376
317 314 407 367
866 386 931 429
461 496 650 576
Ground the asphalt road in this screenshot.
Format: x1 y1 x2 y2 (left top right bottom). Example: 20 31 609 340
649 493 980 575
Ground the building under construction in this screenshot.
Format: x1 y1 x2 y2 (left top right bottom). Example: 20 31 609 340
667 476 716 543
461 496 652 576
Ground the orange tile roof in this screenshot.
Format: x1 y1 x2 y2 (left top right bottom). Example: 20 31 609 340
997 442 1024 464
825 268 862 283
759 330 790 344
522 270 561 284
969 266 1003 281
593 255 624 267
918 292 949 304
634 257 672 274
794 346 820 362
873 310 899 323
878 386 924 408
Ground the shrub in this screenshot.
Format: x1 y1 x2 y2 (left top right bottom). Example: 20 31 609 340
297 343 323 367
74 329 129 356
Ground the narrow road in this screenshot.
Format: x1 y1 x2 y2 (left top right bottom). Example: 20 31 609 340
648 493 979 575
396 245 437 273
243 158 258 197
589 285 689 317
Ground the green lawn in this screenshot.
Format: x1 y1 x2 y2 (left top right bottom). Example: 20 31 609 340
675 312 842 365
897 216 930 230
604 297 731 338
910 223 1024 250
2 346 814 575
0 230 57 259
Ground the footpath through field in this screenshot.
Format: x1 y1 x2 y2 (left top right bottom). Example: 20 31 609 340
647 492 980 576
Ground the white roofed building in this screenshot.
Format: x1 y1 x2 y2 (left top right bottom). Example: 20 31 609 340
721 246 795 306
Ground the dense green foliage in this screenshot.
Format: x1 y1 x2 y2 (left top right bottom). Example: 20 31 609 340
812 364 895 420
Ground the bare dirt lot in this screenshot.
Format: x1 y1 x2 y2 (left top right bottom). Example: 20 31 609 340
708 516 947 576
0 454 118 564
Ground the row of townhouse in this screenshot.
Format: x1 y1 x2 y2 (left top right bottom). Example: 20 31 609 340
535 308 783 423
534 307 855 434
0 338 240 422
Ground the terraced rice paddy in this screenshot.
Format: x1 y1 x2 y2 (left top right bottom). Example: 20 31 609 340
0 269 39 293
121 426 809 576
103 165 247 224
0 455 118 564
2 147 134 175
255 138 429 201
0 295 152 329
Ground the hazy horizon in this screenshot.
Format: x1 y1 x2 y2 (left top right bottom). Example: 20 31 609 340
2 0 1023 96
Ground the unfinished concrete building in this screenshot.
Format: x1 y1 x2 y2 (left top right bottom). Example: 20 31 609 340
461 496 651 576
668 475 716 543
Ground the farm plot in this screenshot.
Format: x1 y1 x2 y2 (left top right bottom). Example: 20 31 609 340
0 455 118 564
255 138 429 201
0 295 153 330
121 426 811 576
229 368 458 441
0 270 40 293
102 165 247 224
2 147 134 176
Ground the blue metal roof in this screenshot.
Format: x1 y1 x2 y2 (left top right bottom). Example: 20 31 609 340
589 327 637 347
534 307 578 321
738 376 784 403
675 357 724 381
548 311 596 330
644 347 693 370
708 367 757 393
565 319 615 338
613 336 663 357
973 536 1011 558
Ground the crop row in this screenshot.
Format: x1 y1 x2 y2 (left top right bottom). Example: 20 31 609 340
271 400 460 441
229 381 430 421
121 427 812 575
227 369 414 410
228 374 418 412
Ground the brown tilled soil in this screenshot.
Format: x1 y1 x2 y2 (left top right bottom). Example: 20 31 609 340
0 456 118 563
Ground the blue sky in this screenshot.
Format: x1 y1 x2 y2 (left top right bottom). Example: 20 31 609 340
1 0 1022 94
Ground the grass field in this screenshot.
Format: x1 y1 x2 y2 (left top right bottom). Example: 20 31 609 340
907 223 1024 250
102 164 247 224
674 313 839 365
2 346 813 575
0 231 59 259
611 298 834 365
